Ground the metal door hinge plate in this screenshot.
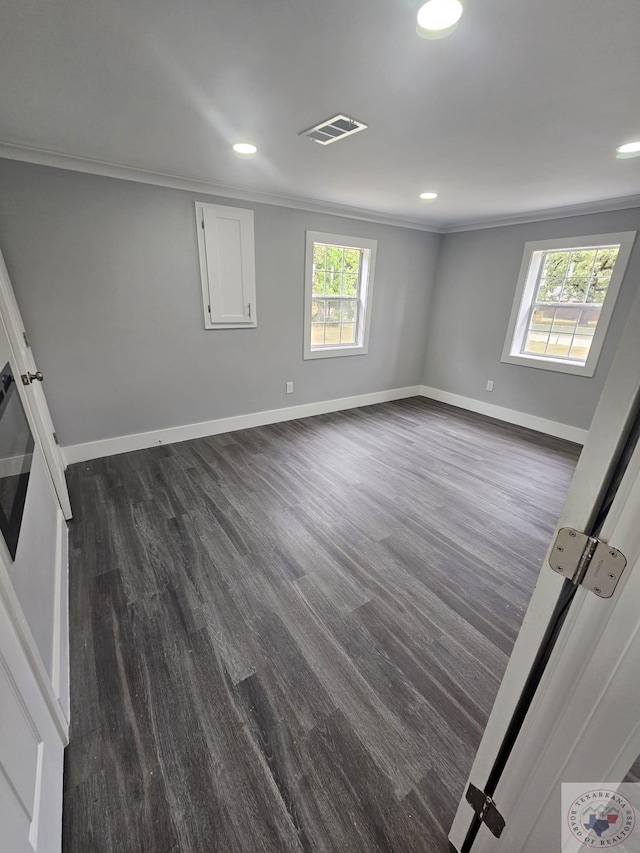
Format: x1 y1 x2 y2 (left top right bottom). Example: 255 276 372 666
466 783 505 838
549 528 627 598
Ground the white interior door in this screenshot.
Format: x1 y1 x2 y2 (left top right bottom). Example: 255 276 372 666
0 250 71 520
469 425 640 852
450 273 640 851
0 580 67 853
0 304 69 851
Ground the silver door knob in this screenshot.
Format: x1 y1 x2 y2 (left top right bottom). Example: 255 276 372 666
21 371 43 385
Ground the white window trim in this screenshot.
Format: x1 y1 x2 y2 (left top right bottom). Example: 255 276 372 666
303 231 377 360
501 231 636 377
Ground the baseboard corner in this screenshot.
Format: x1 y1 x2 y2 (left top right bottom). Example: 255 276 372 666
419 385 588 445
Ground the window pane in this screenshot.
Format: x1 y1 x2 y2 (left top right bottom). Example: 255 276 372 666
326 245 344 271
586 275 611 304
326 300 341 323
530 306 555 333
311 324 325 346
313 244 326 269
569 337 593 361
344 248 361 271
312 271 326 296
324 323 341 344
537 276 563 302
523 331 550 355
339 323 356 344
546 333 573 358
311 298 327 322
343 272 358 296
542 251 570 279
560 277 589 303
341 301 357 322
324 269 341 295
568 249 597 277
551 306 580 334
577 306 600 336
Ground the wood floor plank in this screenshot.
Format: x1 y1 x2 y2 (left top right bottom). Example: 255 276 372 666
63 397 580 852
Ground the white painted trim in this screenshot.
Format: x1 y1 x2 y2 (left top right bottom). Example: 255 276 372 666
441 194 640 233
62 386 423 463
501 231 636 378
0 142 441 233
303 231 377 360
50 511 65 710
419 385 588 444
3 141 640 235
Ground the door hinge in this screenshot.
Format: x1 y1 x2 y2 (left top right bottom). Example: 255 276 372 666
466 783 505 839
549 527 627 598
207 304 211 314
53 431 59 445
201 217 205 229
23 331 30 348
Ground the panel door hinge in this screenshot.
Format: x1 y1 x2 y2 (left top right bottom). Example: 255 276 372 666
53 432 59 445
549 527 627 598
466 783 505 839
207 304 211 314
201 217 205 229
23 331 30 348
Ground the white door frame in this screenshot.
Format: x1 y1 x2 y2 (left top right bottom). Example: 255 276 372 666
0 250 72 520
450 276 640 849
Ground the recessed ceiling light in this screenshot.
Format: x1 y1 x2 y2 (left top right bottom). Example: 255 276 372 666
419 191 439 201
416 0 463 39
232 142 257 158
616 141 640 159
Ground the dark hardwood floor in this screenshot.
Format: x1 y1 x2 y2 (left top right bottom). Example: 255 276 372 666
62 397 580 852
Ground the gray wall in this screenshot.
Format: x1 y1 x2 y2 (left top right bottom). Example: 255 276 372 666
422 209 640 431
0 160 440 447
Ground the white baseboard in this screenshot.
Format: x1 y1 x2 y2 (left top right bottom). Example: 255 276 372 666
419 385 588 445
62 385 423 464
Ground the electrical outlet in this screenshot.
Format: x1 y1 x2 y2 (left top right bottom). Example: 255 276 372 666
486 380 494 392
286 381 294 394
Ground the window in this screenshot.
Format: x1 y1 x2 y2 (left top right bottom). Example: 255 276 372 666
303 231 377 359
502 232 635 377
195 202 256 329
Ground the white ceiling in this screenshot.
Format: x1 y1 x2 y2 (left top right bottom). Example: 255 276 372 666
1 0 640 229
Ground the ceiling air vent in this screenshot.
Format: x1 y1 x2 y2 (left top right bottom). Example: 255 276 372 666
300 114 368 145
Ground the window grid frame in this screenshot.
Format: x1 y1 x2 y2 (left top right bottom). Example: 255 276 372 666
304 230 377 361
501 231 636 378
522 301 602 362
310 242 364 350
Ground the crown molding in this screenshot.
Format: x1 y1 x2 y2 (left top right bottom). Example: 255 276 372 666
440 194 640 233
2 141 639 235
0 142 443 233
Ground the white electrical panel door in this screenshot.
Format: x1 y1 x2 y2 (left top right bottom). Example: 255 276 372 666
196 203 257 329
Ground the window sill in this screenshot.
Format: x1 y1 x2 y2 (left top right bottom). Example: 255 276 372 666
500 352 595 377
304 344 368 360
